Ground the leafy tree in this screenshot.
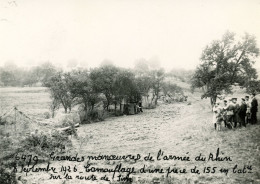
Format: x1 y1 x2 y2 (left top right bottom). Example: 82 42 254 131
191 31 259 106
49 92 60 118
22 70 38 86
134 60 165 106
67 70 101 111
0 71 16 86
38 62 57 86
134 59 150 75
90 65 119 110
135 75 153 103
45 72 74 113
114 69 141 111
162 82 183 97
150 68 165 105
166 69 193 83
246 80 260 94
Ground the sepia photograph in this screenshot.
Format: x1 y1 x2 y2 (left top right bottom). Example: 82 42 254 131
0 0 260 183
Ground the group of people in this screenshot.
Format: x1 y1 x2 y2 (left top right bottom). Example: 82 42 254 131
213 93 258 130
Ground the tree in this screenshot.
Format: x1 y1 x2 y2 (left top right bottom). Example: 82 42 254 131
161 82 183 97
90 65 119 110
49 92 60 118
45 72 74 113
0 71 16 86
22 70 38 86
191 31 259 106
68 70 101 111
135 75 153 104
246 80 260 94
114 69 141 111
150 68 165 105
38 62 57 86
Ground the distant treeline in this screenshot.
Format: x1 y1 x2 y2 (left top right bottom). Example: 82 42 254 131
0 62 57 87
0 62 192 87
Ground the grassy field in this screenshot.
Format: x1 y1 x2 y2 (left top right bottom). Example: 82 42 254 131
0 87 51 119
0 87 260 184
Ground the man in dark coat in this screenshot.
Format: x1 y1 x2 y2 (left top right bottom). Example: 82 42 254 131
238 98 247 127
232 98 240 128
251 93 258 124
226 98 235 129
245 95 251 124
223 100 228 127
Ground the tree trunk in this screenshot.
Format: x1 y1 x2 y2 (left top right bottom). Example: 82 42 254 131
155 97 158 105
51 109 55 118
210 96 217 109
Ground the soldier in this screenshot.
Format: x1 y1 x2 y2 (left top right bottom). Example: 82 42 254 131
223 100 228 127
212 102 220 130
251 93 258 124
226 98 235 129
238 98 247 127
232 98 240 128
245 96 251 124
138 101 143 113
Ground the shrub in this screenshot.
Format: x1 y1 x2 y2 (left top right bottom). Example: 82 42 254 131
0 129 72 184
20 131 71 153
43 112 51 119
114 110 124 117
0 167 16 184
87 110 99 121
81 110 108 123
0 128 5 136
0 136 12 150
58 112 81 127
145 103 156 109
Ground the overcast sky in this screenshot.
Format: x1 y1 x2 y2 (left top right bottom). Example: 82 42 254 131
0 0 260 70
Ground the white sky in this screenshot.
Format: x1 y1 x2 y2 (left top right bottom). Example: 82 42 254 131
0 0 260 70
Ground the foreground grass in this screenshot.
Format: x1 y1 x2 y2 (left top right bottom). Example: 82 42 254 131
0 87 259 184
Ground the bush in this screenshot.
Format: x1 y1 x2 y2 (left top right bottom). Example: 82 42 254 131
87 110 99 121
145 103 156 109
114 110 124 117
0 131 72 170
58 112 81 127
0 136 12 150
0 167 16 184
0 117 7 125
20 131 71 153
43 111 51 119
97 110 108 121
80 110 107 124
0 129 72 184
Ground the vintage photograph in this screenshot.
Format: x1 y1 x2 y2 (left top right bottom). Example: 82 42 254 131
0 0 260 183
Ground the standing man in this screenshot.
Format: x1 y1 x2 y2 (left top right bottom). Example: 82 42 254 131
245 96 251 124
213 102 220 130
226 98 235 129
233 98 240 128
138 101 143 113
251 93 258 124
238 98 247 127
223 100 228 127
